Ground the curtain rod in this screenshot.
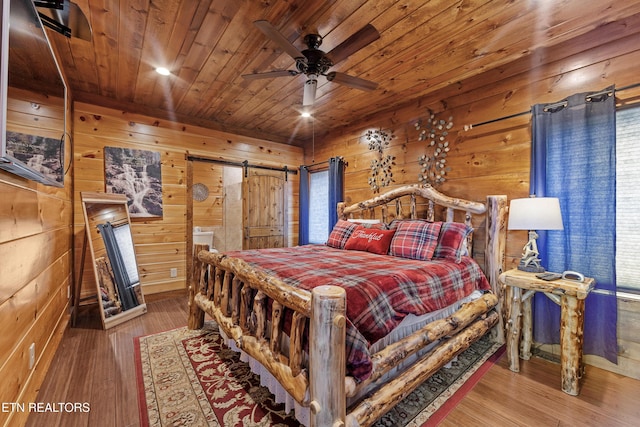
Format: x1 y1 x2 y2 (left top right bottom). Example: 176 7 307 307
463 82 640 131
187 155 298 180
302 159 330 170
301 156 348 170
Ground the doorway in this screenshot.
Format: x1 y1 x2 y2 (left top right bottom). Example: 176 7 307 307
186 160 289 288
191 162 243 253
243 169 287 249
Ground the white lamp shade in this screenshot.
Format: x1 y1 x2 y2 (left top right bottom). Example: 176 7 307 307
508 197 564 230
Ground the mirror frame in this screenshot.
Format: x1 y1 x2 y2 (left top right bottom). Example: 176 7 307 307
80 191 147 329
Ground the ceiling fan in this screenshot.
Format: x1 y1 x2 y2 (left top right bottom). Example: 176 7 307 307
242 20 380 106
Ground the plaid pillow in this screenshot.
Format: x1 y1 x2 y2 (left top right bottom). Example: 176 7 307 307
344 226 396 255
326 220 358 249
433 222 473 262
389 220 443 260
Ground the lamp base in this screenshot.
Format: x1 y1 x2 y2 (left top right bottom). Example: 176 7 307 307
517 260 545 273
517 230 546 273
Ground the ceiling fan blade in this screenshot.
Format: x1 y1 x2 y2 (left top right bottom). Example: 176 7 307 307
254 20 304 60
325 24 380 64
242 70 298 80
326 72 378 91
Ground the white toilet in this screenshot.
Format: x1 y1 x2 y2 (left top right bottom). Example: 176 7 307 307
193 228 218 253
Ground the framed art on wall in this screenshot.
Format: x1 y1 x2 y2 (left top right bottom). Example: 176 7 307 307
104 146 163 218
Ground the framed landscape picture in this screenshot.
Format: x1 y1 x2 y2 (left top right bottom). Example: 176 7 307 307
104 147 163 218
5 131 64 185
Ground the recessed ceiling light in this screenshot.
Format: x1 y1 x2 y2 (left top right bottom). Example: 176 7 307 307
301 112 312 118
156 67 171 76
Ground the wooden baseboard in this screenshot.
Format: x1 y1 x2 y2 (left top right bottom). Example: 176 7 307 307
143 288 188 302
535 342 640 380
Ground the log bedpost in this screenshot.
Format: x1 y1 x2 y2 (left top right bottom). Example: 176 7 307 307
309 285 346 427
188 245 208 329
485 195 508 343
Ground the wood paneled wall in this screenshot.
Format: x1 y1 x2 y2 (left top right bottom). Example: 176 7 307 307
0 91 73 427
72 103 303 298
192 162 224 230
305 21 640 378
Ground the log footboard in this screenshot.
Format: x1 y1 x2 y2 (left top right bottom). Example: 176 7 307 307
189 250 500 427
191 249 313 404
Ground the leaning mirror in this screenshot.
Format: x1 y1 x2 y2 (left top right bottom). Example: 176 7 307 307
80 191 146 329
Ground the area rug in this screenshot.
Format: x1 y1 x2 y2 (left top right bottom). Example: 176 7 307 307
135 321 503 427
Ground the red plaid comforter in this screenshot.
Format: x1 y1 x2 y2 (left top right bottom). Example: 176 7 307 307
224 244 491 381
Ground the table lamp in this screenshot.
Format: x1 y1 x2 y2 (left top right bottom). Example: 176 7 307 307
508 197 564 272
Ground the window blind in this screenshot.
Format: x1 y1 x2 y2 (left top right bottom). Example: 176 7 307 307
616 107 640 291
308 170 329 244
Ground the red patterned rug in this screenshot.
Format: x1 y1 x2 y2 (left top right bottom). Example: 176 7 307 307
134 321 503 427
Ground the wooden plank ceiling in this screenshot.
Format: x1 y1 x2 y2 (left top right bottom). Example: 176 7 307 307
43 0 640 146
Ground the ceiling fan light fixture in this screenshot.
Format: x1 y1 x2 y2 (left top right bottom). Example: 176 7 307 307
247 20 380 107
156 67 171 76
303 76 318 106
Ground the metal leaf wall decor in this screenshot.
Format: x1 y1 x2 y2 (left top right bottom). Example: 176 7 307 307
365 128 395 193
415 113 453 185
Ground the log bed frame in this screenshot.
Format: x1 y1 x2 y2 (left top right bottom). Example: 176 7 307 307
188 184 508 427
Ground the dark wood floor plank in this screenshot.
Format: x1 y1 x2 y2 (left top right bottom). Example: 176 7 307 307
441 355 640 427
26 294 191 427
26 293 639 427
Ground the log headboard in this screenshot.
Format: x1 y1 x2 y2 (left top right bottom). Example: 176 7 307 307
338 184 508 341
338 184 486 222
338 184 485 256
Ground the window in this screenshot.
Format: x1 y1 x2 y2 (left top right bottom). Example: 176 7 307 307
308 170 329 244
615 106 640 292
299 157 345 246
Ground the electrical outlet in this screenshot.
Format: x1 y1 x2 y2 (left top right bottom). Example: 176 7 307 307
170 268 178 278
29 343 35 369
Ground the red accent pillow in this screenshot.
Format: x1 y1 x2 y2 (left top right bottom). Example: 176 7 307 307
326 220 358 249
389 220 443 260
433 222 473 262
344 226 396 255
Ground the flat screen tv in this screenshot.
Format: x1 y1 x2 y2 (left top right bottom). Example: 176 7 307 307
0 0 67 186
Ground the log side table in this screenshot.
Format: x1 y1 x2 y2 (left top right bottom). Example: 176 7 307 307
499 268 595 396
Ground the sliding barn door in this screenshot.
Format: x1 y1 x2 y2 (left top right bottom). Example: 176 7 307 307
243 170 287 249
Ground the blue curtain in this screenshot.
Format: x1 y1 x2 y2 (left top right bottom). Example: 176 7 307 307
298 166 310 245
98 222 139 311
328 157 345 230
530 87 617 363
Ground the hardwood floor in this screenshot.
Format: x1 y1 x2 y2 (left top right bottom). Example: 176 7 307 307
441 354 640 426
26 294 639 427
25 293 190 427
